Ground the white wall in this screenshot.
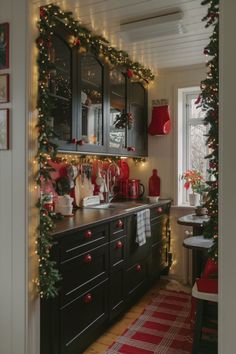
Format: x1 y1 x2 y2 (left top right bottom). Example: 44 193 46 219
130 64 206 281
0 1 28 354
219 1 236 352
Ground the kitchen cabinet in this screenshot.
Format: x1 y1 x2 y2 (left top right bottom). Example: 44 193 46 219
49 28 148 157
127 82 148 156
49 29 75 151
41 202 171 354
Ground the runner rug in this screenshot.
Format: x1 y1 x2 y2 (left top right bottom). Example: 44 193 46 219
105 290 193 354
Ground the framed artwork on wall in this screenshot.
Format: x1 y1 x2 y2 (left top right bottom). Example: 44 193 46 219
0 23 9 70
0 74 9 103
0 108 9 150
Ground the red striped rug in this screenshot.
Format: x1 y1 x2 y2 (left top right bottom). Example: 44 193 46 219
105 290 192 354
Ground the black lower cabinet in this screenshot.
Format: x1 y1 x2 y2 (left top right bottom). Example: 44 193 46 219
41 202 171 354
60 279 109 354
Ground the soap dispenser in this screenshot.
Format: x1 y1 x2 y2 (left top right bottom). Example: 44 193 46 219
149 169 160 197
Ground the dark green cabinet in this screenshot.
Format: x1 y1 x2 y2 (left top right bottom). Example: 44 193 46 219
41 202 171 354
127 82 148 156
49 29 148 157
49 31 75 151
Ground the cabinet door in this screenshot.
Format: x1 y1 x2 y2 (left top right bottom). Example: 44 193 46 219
77 53 106 153
49 34 76 151
108 69 128 155
127 82 148 156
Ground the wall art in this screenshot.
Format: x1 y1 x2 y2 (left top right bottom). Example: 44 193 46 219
0 108 9 150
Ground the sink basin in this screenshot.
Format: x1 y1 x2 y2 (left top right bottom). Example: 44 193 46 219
85 202 149 211
86 203 118 209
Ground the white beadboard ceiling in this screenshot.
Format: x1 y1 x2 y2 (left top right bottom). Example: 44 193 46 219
33 0 210 73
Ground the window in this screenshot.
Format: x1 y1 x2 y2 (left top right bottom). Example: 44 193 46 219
177 87 207 205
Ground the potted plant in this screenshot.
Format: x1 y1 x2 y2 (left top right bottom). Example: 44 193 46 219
182 170 205 206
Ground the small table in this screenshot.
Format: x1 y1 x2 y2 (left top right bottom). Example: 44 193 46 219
177 214 209 235
183 236 213 284
177 214 210 285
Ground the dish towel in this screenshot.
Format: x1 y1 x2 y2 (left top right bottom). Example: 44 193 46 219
136 209 151 246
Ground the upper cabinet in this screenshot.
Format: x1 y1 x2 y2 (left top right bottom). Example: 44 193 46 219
127 82 148 156
77 53 106 153
49 30 148 157
108 69 127 155
49 33 75 151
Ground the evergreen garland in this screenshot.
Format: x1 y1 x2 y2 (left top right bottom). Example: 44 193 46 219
200 0 219 260
36 4 154 298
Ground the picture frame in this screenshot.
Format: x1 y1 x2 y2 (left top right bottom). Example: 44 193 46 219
0 23 9 70
0 74 9 103
0 108 9 150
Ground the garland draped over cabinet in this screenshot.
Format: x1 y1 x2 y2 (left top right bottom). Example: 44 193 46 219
36 4 154 298
200 0 219 260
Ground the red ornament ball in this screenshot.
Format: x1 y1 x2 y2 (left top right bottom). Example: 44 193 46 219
74 38 81 46
71 138 77 144
126 69 133 79
40 7 47 18
36 38 44 46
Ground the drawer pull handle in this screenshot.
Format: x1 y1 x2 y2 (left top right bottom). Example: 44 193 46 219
84 230 92 238
116 241 123 249
83 293 93 304
136 264 141 272
157 207 163 213
84 254 92 263
116 219 123 228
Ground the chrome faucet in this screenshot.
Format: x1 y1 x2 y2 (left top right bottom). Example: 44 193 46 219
105 162 120 203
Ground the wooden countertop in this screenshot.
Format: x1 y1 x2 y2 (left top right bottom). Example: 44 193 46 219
52 199 171 237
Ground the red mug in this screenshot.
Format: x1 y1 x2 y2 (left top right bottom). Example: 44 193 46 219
128 179 145 199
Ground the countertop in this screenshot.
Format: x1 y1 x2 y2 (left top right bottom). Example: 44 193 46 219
52 199 171 237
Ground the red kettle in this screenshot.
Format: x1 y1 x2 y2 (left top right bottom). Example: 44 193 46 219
128 179 145 199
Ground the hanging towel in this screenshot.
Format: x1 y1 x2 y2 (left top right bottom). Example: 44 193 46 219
136 209 151 246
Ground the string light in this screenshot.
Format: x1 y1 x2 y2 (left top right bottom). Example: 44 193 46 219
36 3 153 298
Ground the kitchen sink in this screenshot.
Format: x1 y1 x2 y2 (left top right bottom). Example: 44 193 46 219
85 202 149 211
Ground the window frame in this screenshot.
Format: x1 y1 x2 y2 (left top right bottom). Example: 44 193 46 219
176 86 207 206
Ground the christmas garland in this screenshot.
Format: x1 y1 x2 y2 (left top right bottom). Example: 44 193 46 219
36 4 154 298
200 0 219 260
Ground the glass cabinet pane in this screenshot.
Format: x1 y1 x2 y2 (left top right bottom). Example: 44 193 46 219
80 54 103 145
128 83 146 153
48 35 72 143
109 69 126 149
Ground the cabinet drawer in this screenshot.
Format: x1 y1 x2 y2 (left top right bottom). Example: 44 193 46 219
110 217 126 240
150 203 170 220
60 279 108 354
60 244 108 305
151 218 163 246
110 235 126 268
109 266 126 320
126 260 147 298
60 224 108 261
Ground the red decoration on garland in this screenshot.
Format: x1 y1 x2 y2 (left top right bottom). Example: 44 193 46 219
71 138 77 144
73 38 81 46
126 69 133 79
40 7 47 18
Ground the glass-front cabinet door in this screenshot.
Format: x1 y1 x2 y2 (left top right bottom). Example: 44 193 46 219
127 82 148 156
77 53 106 153
108 69 127 154
49 34 75 151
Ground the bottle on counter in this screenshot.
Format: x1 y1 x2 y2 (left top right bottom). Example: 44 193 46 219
149 169 160 197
